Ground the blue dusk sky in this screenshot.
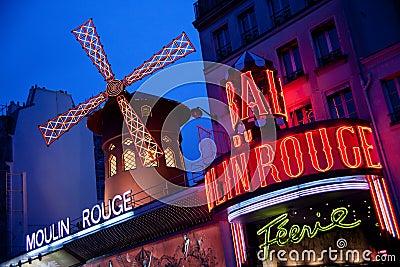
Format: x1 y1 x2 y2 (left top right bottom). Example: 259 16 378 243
0 1 213 162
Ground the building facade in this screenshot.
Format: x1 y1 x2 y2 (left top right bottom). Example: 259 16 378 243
192 0 400 265
0 86 97 261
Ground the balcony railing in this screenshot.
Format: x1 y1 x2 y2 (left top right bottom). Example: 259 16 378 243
272 5 292 26
306 0 322 7
317 49 346 67
283 68 304 84
194 0 233 19
216 43 233 61
241 26 259 45
389 109 400 125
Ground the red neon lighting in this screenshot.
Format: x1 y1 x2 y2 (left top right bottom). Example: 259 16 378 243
117 95 163 167
381 178 400 238
255 144 281 187
280 136 304 178
230 153 251 195
367 176 385 230
122 32 195 86
223 161 234 201
231 223 241 267
205 167 216 212
231 223 246 267
244 129 252 143
38 92 107 146
265 69 286 117
233 135 242 148
374 179 392 233
241 71 269 120
226 81 240 131
205 122 383 211
305 128 334 172
336 126 362 168
357 126 382 169
277 77 288 118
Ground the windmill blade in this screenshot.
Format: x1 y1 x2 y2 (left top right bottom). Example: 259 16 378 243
122 32 195 86
38 92 107 146
72 18 115 82
117 95 163 167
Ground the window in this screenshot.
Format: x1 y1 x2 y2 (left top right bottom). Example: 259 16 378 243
165 148 177 168
270 0 291 25
123 149 136 171
328 88 357 119
382 77 400 123
278 41 304 83
290 104 315 126
213 25 232 60
238 8 258 45
109 143 115 151
109 154 117 177
312 21 343 67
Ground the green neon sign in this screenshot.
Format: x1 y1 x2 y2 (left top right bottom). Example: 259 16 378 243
257 207 361 258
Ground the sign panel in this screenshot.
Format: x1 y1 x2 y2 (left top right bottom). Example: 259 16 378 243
205 119 382 211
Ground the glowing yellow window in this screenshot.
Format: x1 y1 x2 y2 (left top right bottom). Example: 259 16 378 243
123 138 133 146
109 154 117 177
165 147 176 168
109 143 115 151
123 149 136 171
144 153 158 167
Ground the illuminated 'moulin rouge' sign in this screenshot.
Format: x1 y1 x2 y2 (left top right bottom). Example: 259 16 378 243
205 70 382 212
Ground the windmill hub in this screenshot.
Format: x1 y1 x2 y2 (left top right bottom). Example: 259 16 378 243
106 79 125 97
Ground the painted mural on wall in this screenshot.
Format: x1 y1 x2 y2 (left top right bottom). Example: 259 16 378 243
84 223 225 267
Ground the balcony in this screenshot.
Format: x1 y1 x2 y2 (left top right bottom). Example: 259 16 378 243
283 68 305 84
241 26 259 45
317 49 346 67
216 43 233 61
194 0 233 20
389 109 400 125
271 5 292 26
306 0 322 7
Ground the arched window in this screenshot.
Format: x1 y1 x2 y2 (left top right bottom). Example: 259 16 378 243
123 149 136 171
165 147 176 168
109 154 117 177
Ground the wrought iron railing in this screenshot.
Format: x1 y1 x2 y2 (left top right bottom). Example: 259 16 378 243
317 48 345 67
389 109 400 124
241 26 259 45
194 0 233 19
283 68 304 84
272 5 292 26
216 43 233 61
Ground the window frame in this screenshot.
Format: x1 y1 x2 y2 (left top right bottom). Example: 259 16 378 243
123 149 137 171
312 20 343 67
212 24 232 60
382 76 400 124
277 40 304 84
327 88 358 119
238 7 259 45
270 0 291 26
109 154 117 178
289 103 315 127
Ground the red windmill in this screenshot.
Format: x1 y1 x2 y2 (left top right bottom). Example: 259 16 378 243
38 19 195 166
